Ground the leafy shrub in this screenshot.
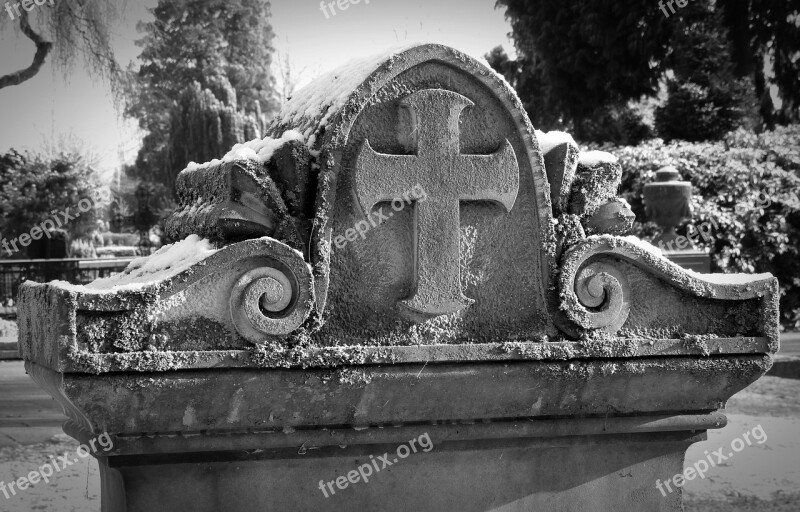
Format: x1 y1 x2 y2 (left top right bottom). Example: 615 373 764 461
613 125 800 329
0 149 106 258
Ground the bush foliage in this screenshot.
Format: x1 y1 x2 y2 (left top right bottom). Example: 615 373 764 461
612 125 800 329
0 150 105 257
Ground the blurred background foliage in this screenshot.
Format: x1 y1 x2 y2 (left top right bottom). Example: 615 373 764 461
613 125 800 328
489 0 799 143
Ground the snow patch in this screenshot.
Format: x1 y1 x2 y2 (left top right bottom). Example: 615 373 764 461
535 130 576 155
182 130 305 173
277 44 418 149
619 235 664 258
533 130 619 166
579 150 618 167
685 268 773 285
224 129 304 163
618 236 772 284
54 235 218 293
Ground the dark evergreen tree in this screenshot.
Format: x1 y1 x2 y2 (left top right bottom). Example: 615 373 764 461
655 4 755 141
719 0 800 125
492 0 674 138
125 0 278 197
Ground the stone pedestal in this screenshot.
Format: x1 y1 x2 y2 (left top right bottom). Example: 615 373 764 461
644 166 712 273
94 433 697 512
28 352 766 511
18 44 778 511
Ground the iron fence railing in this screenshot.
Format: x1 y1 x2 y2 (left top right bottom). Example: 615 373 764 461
0 258 133 316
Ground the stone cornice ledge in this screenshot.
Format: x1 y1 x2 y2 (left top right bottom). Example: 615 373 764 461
27 353 767 457
24 336 773 373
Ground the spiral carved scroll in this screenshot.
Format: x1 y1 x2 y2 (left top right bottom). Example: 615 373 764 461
559 239 633 335
229 242 314 342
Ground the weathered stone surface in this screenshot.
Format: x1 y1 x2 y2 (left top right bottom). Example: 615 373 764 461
354 89 520 317
17 43 779 371
584 198 636 235
17 237 316 373
542 141 579 215
304 54 554 344
165 146 311 251
267 139 315 218
17 43 779 512
568 160 623 220
556 235 779 341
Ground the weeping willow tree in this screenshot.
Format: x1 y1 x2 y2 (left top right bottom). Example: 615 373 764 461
0 0 122 91
125 0 278 198
159 78 264 193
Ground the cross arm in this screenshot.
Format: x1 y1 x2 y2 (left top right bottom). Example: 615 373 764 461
455 140 520 211
354 139 420 214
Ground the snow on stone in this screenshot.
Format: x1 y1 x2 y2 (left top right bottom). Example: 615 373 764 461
56 235 218 292
612 235 773 285
277 44 417 149
86 234 217 291
534 130 619 166
181 130 305 173
180 45 419 172
579 150 618 167
618 235 664 258
225 129 305 163
685 267 773 285
617 235 771 284
535 130 577 155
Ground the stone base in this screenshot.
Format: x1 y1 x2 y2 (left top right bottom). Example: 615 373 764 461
97 430 698 512
663 249 711 273
28 352 768 512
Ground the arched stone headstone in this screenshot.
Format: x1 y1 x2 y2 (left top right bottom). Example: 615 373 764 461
17 44 778 512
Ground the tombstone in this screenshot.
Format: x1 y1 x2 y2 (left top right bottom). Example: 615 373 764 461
644 165 712 272
18 44 778 512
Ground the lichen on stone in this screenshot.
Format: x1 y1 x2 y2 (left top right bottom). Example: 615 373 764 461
681 333 715 356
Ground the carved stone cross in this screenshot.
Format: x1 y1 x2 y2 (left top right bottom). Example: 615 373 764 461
354 89 520 316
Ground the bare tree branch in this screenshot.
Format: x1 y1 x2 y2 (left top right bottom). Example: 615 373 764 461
0 10 53 89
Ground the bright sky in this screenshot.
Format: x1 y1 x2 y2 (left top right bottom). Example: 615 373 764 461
0 0 514 181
